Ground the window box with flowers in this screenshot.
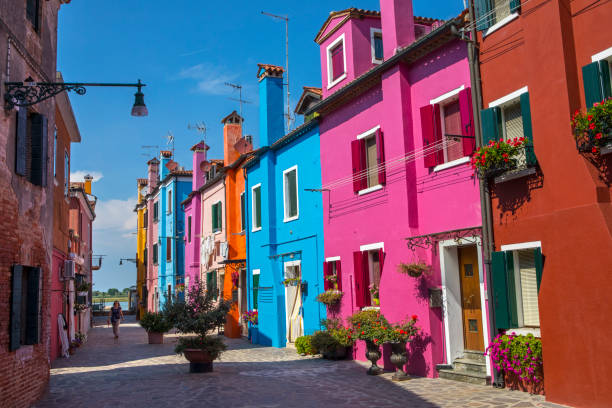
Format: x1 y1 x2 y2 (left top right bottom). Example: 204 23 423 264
572 98 612 154
470 137 535 180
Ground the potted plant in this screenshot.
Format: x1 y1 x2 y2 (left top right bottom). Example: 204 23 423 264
348 310 390 375
369 283 380 306
139 311 173 344
397 262 430 278
571 98 612 153
76 282 91 296
382 315 419 381
312 319 354 360
75 332 87 345
486 332 544 395
242 310 258 343
470 137 530 178
324 274 338 289
170 280 232 373
315 290 343 306
295 335 318 356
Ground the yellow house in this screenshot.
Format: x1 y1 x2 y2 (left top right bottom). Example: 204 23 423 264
135 178 148 319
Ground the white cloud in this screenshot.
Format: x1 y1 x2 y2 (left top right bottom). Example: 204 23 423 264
94 197 137 232
178 63 238 95
71 170 103 183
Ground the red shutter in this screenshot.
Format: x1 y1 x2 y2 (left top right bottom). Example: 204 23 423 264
351 139 366 193
331 44 344 81
433 104 444 165
336 261 343 292
323 262 332 291
376 129 386 185
420 105 437 167
353 251 365 308
362 251 371 306
378 248 385 277
459 87 475 156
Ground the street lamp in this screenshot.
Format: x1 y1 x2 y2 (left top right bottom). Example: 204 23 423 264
4 77 148 116
119 258 137 265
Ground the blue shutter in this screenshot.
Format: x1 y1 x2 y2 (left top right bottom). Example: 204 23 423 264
475 0 492 31
520 92 537 166
25 267 40 345
480 107 501 146
10 265 23 351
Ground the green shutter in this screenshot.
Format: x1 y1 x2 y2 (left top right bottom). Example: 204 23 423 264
480 107 501 146
212 203 218 231
534 247 543 292
505 251 519 328
520 92 537 166
10 265 23 351
207 271 212 293
599 60 612 100
241 194 246 231
288 171 297 217
475 0 492 31
510 0 521 13
253 273 260 310
491 252 510 332
582 61 609 109
212 271 218 298
25 267 40 345
218 202 222 230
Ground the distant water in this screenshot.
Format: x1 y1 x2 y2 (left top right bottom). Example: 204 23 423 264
97 301 129 310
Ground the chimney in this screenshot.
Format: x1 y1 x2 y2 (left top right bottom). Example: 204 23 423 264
380 0 415 59
147 157 159 193
160 150 172 179
83 174 93 195
257 63 285 146
191 141 209 191
221 111 243 166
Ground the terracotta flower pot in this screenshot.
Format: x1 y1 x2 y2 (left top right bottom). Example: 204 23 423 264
183 349 213 373
147 331 164 344
503 369 544 395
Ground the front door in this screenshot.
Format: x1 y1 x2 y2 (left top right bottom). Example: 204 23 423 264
459 246 484 351
284 262 303 343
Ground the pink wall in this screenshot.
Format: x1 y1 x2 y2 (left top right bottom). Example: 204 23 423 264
183 194 201 293
147 197 159 312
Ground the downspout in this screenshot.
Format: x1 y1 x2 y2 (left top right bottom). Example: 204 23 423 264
466 1 500 387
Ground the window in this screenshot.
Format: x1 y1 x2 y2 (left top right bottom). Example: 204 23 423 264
371 28 383 63
166 237 172 262
167 190 172 214
353 246 385 308
283 166 299 222
187 216 192 243
143 248 147 266
323 259 342 291
326 34 346 88
153 201 159 222
143 211 148 229
15 109 48 187
582 54 612 109
212 202 222 233
441 100 464 163
475 0 521 32
491 246 543 332
351 127 385 194
26 0 40 32
10 265 41 351
251 184 262 231
252 270 260 310
240 192 246 232
481 88 536 170
153 243 158 264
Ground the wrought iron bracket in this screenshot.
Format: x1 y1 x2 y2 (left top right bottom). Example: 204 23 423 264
406 227 483 252
445 133 475 140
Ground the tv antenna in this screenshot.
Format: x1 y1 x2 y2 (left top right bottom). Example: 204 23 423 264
166 131 175 158
261 11 292 131
188 122 207 142
224 82 251 137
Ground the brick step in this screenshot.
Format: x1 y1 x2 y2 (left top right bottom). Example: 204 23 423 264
438 368 489 385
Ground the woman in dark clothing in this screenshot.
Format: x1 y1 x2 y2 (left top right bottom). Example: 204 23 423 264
108 301 124 338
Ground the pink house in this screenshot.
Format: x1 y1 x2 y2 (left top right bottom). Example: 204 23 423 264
146 158 160 312
310 2 490 382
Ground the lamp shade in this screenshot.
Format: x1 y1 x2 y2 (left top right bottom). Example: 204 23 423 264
131 90 148 116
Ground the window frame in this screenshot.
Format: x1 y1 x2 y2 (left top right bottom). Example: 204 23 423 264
251 183 262 232
482 0 520 37
326 33 347 90
212 201 222 233
429 85 468 170
370 28 383 64
240 191 246 232
282 165 299 223
167 190 172 214
489 87 528 142
356 125 382 195
153 243 159 264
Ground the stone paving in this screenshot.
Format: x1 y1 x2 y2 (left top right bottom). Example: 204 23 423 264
34 316 569 408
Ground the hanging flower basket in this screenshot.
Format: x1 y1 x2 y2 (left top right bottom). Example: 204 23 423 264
571 98 612 154
397 262 430 278
315 290 343 306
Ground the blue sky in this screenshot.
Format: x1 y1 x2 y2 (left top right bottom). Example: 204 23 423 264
58 0 464 292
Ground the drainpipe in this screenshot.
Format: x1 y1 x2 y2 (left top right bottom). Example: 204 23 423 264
465 0 500 387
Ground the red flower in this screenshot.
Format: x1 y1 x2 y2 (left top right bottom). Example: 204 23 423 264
361 331 365 335
592 147 598 153
574 109 579 116
504 158 509 162
588 115 593 121
411 314 418 321
502 153 509 158
589 123 596 130
596 133 603 140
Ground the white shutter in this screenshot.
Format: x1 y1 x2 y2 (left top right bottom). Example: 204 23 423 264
518 250 540 327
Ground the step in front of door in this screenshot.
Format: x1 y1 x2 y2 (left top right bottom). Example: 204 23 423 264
438 368 489 385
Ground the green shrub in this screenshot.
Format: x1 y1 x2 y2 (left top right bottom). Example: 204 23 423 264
347 309 390 344
174 335 227 360
139 312 173 333
311 331 338 354
295 335 317 355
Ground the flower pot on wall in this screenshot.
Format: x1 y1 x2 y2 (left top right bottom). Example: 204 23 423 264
147 332 164 344
183 349 213 373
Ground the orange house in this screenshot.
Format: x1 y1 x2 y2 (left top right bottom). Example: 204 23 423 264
221 112 254 338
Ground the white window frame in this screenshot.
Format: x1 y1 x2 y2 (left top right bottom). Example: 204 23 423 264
325 256 341 262
359 242 384 252
483 8 519 38
370 28 383 64
488 86 528 142
282 165 299 223
429 85 468 170
356 125 383 195
251 183 262 232
592 46 612 62
326 33 347 90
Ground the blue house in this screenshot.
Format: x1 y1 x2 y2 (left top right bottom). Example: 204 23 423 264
156 151 192 308
244 64 325 347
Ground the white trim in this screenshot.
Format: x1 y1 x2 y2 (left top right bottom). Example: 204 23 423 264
252 269 261 276
430 85 465 105
358 184 383 196
591 46 612 62
483 12 519 38
282 165 299 223
500 241 542 251
506 327 541 337
283 260 301 268
251 183 262 232
370 27 383 64
325 256 341 262
488 86 528 108
433 156 470 172
326 33 347 89
356 125 380 140
359 242 384 252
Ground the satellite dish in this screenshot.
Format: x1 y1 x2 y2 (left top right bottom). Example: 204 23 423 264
165 160 178 171
200 161 212 172
234 138 252 155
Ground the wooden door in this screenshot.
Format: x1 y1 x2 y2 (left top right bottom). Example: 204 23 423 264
459 246 484 351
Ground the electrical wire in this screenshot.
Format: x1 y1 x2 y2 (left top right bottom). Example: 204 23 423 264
462 0 537 33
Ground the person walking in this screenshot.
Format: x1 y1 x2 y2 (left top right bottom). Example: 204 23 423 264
108 301 124 339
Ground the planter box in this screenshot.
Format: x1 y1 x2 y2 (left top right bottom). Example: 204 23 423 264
147 332 164 344
504 370 544 395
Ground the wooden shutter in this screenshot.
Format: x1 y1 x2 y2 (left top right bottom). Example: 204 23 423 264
374 34 383 60
362 251 370 306
323 262 332 290
475 0 492 31
510 0 521 13
351 139 366 193
166 237 171 261
520 92 537 166
375 130 386 185
331 44 344 80
420 104 442 168
336 261 343 292
40 115 49 187
582 61 612 109
254 188 262 228
207 271 212 293
491 251 510 332
378 248 385 277
480 107 501 146
253 273 260 309
10 265 23 351
212 203 218 231
30 114 43 185
353 251 366 308
25 267 40 345
241 194 246 231
534 247 543 292
459 87 475 156
217 202 222 231
15 108 27 176
506 251 519 328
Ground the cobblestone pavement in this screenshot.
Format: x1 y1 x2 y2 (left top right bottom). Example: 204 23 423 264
34 316 568 408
